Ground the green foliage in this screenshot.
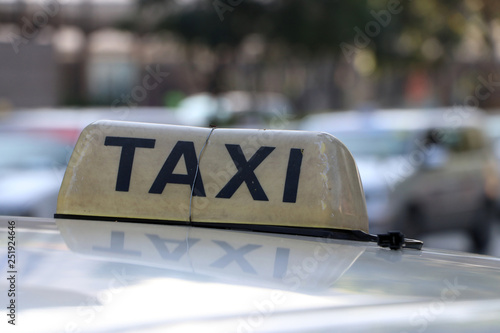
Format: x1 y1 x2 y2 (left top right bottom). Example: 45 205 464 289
124 0 497 66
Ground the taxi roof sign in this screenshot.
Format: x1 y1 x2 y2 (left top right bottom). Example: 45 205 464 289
56 120 369 233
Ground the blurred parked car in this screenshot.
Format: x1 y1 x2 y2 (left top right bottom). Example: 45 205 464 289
0 107 182 217
0 132 71 217
175 91 293 128
299 108 499 253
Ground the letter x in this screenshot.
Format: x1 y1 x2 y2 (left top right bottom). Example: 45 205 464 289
216 144 275 201
210 241 261 274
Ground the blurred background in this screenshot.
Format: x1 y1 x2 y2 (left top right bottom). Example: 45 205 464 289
1 0 500 254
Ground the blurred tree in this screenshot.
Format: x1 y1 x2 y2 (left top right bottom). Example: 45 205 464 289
124 0 500 63
118 0 500 109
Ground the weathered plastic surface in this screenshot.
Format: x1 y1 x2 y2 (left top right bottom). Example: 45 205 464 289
56 120 368 232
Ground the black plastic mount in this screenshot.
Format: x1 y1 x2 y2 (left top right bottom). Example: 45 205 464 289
55 214 423 250
377 231 423 250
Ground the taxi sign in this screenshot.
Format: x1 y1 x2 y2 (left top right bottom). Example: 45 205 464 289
55 120 368 233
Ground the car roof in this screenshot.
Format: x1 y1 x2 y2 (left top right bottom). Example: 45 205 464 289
3 216 500 332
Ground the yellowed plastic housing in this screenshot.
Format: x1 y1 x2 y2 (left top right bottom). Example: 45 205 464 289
56 120 368 232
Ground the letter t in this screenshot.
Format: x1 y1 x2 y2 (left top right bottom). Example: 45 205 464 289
105 136 156 191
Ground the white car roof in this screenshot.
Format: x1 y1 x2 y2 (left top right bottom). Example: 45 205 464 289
2 216 500 332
